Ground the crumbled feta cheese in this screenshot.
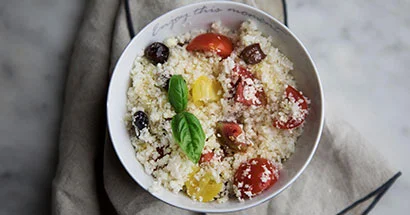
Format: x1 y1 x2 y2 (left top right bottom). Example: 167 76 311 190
242 167 251 177
261 165 272 183
164 37 178 47
244 191 254 199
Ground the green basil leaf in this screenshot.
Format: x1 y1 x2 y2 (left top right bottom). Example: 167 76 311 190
171 112 205 163
168 75 188 113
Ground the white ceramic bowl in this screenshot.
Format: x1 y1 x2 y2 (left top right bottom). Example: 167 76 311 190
107 1 324 213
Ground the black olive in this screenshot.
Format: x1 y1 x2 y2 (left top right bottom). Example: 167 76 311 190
132 111 149 137
144 42 169 65
239 43 266 65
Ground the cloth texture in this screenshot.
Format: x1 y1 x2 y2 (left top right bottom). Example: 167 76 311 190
52 0 397 214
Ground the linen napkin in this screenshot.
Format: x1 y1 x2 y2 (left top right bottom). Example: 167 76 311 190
52 0 400 214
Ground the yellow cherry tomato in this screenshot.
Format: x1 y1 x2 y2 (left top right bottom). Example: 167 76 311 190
191 76 222 105
185 167 222 202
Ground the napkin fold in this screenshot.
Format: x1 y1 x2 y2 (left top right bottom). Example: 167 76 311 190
52 0 400 214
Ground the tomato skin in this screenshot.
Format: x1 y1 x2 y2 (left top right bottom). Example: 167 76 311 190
235 81 267 106
199 151 214 164
216 121 248 152
274 85 309 129
233 158 278 198
231 66 254 85
233 66 267 106
186 33 233 58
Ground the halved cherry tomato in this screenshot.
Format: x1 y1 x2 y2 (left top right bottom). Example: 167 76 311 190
235 81 267 106
232 66 266 106
185 167 223 202
232 66 254 82
233 158 278 199
273 85 309 129
199 151 214 164
216 121 248 152
186 33 233 58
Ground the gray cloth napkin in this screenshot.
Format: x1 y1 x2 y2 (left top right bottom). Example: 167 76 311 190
52 0 398 214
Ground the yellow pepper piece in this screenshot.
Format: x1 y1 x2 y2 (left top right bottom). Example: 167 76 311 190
185 168 223 202
191 76 222 105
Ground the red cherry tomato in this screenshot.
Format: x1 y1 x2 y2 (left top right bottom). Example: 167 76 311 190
231 66 254 87
273 85 309 129
235 81 267 106
186 33 233 58
199 151 214 164
233 158 278 199
232 66 254 80
233 66 267 106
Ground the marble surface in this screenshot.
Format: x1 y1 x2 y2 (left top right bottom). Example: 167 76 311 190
0 0 86 214
0 0 409 214
287 0 410 213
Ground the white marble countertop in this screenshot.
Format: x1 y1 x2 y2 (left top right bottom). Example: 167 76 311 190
287 0 410 213
0 0 409 214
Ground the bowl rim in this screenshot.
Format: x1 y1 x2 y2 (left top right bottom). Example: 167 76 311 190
107 1 324 213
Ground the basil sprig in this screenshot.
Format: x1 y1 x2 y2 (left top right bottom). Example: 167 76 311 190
171 112 205 163
167 75 205 163
168 75 188 113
